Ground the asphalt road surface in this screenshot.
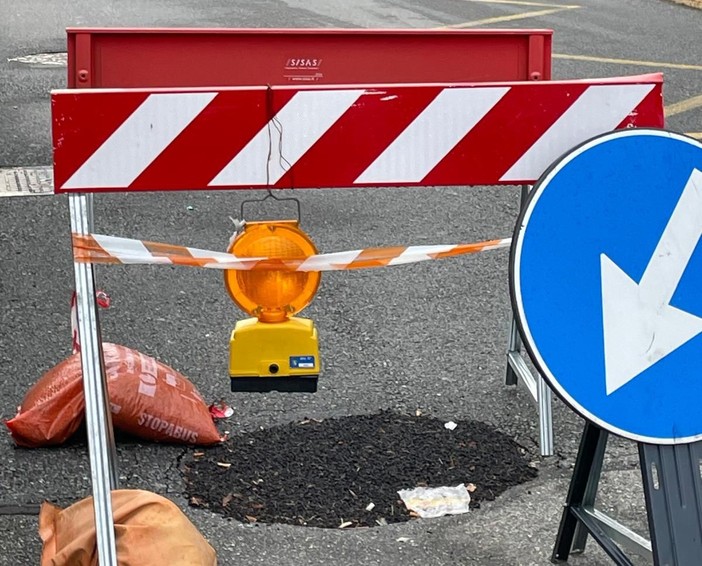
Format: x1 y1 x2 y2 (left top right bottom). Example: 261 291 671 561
1 1 701 564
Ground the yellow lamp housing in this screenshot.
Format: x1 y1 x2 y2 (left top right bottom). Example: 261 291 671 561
224 220 321 393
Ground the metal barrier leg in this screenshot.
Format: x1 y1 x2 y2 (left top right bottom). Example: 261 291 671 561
69 193 119 566
505 316 521 386
537 375 554 456
506 184 554 456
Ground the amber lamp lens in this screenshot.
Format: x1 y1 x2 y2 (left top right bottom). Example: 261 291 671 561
224 221 320 322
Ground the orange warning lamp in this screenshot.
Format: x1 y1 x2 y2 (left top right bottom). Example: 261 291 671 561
224 221 320 322
225 220 321 393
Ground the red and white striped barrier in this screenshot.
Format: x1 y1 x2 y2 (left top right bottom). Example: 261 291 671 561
72 233 511 272
52 74 663 192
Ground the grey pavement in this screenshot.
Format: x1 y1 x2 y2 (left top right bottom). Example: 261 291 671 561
1 1 701 564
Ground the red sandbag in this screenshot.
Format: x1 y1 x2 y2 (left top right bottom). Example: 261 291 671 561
104 344 222 445
5 344 222 447
5 354 86 447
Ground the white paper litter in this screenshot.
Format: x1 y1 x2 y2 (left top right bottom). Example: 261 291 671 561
444 421 457 431
397 484 471 518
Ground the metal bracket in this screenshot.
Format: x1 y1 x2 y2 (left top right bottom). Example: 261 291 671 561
239 189 302 223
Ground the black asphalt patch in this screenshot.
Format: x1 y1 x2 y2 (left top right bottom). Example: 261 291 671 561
183 410 537 528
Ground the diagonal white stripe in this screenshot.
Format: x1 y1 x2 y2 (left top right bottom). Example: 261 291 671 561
500 84 656 182
296 250 363 271
355 87 510 184
387 245 458 266
194 249 268 271
91 234 172 265
484 238 512 251
62 93 217 189
186 247 265 263
209 90 365 187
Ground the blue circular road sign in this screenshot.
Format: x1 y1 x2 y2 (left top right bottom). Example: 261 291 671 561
511 129 702 444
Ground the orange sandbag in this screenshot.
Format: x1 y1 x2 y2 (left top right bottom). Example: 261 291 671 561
40 489 218 566
5 344 222 447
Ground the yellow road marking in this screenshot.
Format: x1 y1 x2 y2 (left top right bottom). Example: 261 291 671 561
460 0 579 7
665 94 702 118
444 2 702 124
443 6 578 28
553 53 702 72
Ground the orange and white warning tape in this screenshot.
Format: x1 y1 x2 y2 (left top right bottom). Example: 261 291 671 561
72 233 511 272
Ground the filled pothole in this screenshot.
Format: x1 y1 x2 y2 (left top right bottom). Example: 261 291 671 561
183 410 538 528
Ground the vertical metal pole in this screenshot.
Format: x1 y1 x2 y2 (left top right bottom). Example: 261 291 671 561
86 192 95 229
506 184 554 456
537 376 554 455
505 186 530 386
505 316 522 386
69 193 118 566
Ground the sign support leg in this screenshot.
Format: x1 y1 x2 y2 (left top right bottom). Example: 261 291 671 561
570 426 608 554
553 422 655 565
552 422 635 565
69 193 119 566
506 184 554 456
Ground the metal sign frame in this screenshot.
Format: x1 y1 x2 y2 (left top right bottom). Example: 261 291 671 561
53 29 666 565
65 26 559 461
62 28 555 563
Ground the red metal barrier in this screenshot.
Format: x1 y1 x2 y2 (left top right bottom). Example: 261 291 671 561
67 28 552 88
52 74 664 193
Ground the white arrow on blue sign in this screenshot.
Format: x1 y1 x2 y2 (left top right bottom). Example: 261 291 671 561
511 129 702 444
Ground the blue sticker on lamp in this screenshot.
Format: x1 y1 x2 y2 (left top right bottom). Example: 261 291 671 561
290 355 316 369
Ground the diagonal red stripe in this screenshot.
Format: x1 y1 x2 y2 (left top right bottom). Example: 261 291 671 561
615 84 664 129
421 83 589 186
129 90 297 191
274 87 442 188
52 91 150 189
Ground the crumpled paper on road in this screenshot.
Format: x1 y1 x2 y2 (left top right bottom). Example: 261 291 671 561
398 484 471 518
